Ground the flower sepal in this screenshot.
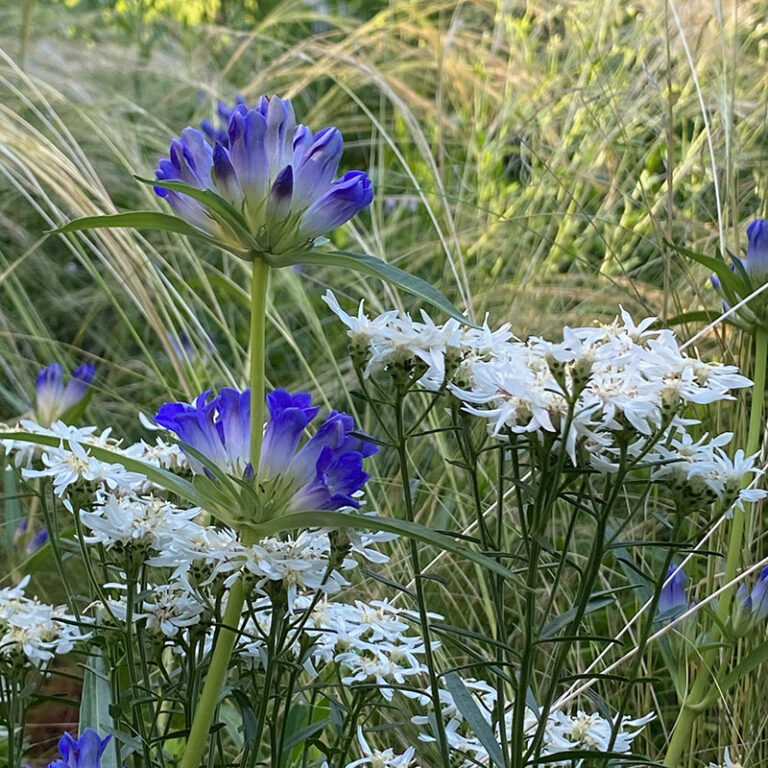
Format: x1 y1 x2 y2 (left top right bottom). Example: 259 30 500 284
139 176 265 258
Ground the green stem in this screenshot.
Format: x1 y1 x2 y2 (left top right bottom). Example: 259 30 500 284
664 327 767 767
249 259 270 472
395 394 452 768
179 258 270 768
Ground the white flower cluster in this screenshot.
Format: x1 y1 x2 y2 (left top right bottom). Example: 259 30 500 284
106 581 206 638
323 290 514 390
0 576 88 669
326 296 763 510
3 418 188 499
409 678 653 766
239 596 433 702
75 482 397 643
649 431 765 513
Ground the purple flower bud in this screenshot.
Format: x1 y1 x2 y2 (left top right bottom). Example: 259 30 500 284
657 565 690 622
292 127 344 208
745 218 768 282
228 108 269 202
212 142 243 206
298 170 373 241
263 96 296 179
745 566 768 621
34 363 95 426
27 528 49 554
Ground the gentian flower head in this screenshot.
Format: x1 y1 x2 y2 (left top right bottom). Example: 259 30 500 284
656 565 690 622
155 388 377 518
40 729 111 768
154 95 373 256
34 363 96 426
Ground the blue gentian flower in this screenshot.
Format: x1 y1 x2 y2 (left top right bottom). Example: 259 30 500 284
657 565 690 622
155 388 377 512
155 95 373 255
39 729 111 768
738 566 768 621
155 388 251 477
34 363 96 426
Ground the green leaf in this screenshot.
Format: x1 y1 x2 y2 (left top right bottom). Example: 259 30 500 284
665 239 743 294
444 671 507 768
664 310 725 327
136 177 260 252
80 648 119 768
51 211 246 255
270 249 477 327
245 510 520 583
706 642 768 704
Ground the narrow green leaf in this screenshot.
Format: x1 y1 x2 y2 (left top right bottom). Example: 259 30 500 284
271 249 477 327
444 671 507 768
664 310 725 327
80 648 118 768
707 643 768 704
665 239 743 294
51 211 245 254
245 510 520 583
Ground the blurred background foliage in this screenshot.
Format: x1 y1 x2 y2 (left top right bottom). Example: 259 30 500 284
2 0 768 763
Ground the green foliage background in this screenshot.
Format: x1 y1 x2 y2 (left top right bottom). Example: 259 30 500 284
2 0 768 764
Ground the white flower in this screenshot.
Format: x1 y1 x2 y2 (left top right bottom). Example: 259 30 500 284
79 492 201 555
709 747 743 768
22 439 144 496
0 578 89 667
345 727 417 768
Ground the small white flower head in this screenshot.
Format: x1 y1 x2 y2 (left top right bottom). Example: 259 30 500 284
22 437 145 497
345 726 418 768
0 578 89 669
79 492 202 569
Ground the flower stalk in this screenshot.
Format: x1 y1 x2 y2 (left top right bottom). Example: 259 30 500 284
179 259 270 768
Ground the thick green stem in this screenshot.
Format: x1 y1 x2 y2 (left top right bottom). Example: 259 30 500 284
664 327 767 767
179 258 270 768
249 259 270 472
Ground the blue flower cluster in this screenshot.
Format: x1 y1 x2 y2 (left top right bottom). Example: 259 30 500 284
155 95 373 254
34 729 111 768
35 362 96 426
155 388 377 513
